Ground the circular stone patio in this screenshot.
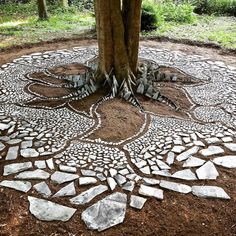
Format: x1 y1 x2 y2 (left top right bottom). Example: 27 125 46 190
0 46 236 232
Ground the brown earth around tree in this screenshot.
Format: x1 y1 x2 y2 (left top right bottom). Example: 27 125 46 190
0 39 236 236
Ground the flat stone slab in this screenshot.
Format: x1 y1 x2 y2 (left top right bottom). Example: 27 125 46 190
176 146 199 161
70 185 108 205
224 143 236 152
107 177 117 191
139 185 163 200
183 156 205 168
59 165 77 173
0 142 5 151
3 162 32 176
20 148 39 158
53 182 76 197
130 195 147 210
199 146 224 157
0 180 31 192
6 146 19 160
213 156 236 168
81 192 127 231
172 169 197 180
35 160 46 169
192 186 230 199
28 196 76 221
15 169 50 180
51 171 79 184
196 161 219 180
33 182 52 197
160 180 191 194
79 177 97 185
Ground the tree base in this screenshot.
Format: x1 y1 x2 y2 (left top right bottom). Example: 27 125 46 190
45 60 180 112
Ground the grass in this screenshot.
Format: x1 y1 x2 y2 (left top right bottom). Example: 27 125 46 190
0 3 95 48
143 15 236 49
0 2 235 50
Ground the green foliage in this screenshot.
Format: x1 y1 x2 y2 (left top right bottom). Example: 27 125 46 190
141 1 164 31
141 0 196 31
191 0 236 16
161 1 196 23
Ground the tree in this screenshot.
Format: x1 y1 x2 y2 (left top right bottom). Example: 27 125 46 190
47 0 177 110
37 0 48 20
94 0 141 82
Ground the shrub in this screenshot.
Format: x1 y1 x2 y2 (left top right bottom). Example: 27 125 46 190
192 0 236 16
141 1 163 31
161 1 196 23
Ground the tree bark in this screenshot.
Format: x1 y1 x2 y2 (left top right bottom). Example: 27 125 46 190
94 0 142 82
37 0 48 20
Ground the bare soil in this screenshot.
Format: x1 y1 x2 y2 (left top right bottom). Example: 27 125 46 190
0 39 236 236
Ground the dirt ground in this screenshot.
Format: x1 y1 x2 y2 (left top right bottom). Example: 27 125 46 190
0 39 236 236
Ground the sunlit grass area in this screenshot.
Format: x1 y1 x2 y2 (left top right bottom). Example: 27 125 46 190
0 3 95 48
0 2 235 50
143 16 236 49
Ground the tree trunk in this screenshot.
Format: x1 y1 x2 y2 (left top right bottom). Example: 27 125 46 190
94 0 142 82
37 0 48 20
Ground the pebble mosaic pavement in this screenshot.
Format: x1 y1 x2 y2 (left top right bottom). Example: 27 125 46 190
0 46 236 231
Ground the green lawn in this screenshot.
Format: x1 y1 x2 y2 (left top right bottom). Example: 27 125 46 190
0 3 235 50
146 16 236 49
0 4 95 48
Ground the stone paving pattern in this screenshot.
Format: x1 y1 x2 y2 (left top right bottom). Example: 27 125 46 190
0 46 236 231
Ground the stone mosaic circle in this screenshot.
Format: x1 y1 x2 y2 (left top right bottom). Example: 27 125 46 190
0 46 236 231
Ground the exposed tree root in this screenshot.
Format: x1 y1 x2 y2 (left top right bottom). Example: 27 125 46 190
44 61 180 111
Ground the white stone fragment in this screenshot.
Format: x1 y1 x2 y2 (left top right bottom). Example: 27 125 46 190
46 158 55 170
176 146 200 161
81 169 97 177
0 180 31 192
107 177 117 190
139 185 163 200
171 146 186 154
192 186 230 199
70 185 108 205
166 152 175 165
15 169 50 180
213 156 236 168
205 137 220 144
130 195 147 210
122 181 135 192
199 146 224 157
33 182 52 197
51 171 79 184
222 137 233 143
3 162 32 176
224 143 236 152
172 169 197 180
28 196 76 221
53 182 76 197
193 141 205 147
6 146 19 160
20 148 39 158
35 160 46 169
79 177 97 185
196 161 219 180
143 178 160 186
59 165 77 173
183 156 206 167
160 180 191 194
81 192 127 232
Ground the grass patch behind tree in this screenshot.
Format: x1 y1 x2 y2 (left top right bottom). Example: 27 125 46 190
0 2 95 48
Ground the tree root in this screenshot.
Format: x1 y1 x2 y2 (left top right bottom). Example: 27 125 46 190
42 62 179 111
